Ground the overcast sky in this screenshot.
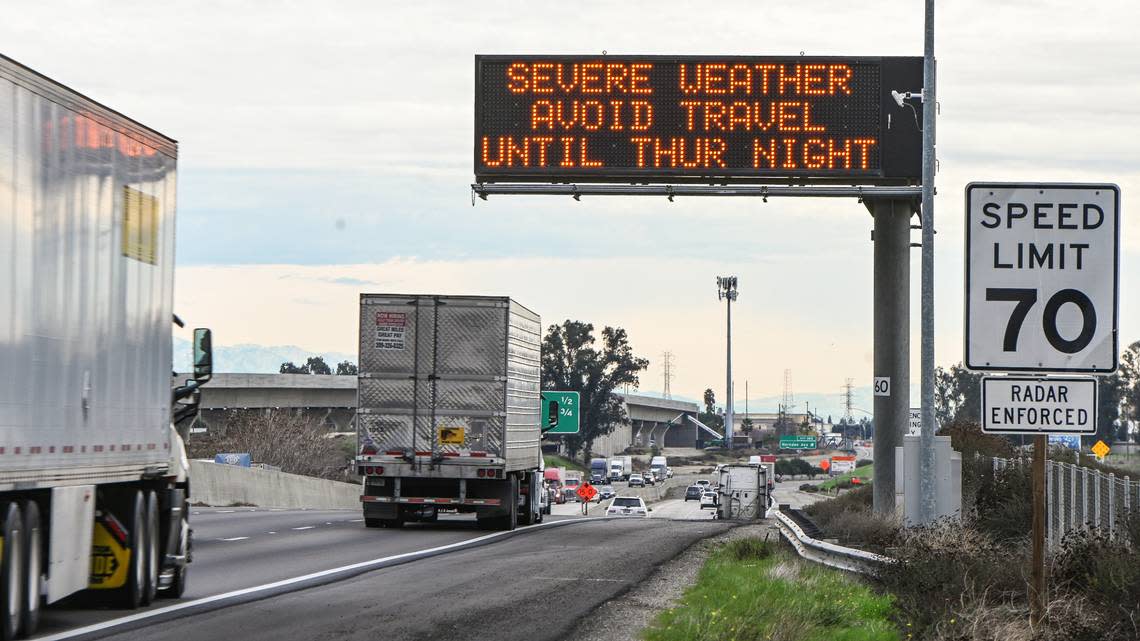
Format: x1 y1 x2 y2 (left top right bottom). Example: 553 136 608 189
4 0 1138 411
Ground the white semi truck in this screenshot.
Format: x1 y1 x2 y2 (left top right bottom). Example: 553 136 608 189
356 295 544 530
608 455 632 482
0 54 211 638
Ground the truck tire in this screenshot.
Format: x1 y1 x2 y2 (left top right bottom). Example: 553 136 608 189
504 476 519 531
117 490 146 609
20 501 41 636
0 502 24 641
518 476 534 526
142 491 160 606
158 508 189 599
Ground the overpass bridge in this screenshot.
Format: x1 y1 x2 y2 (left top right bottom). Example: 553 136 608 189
184 375 711 455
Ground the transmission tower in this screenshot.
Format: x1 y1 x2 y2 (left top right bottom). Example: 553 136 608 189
843 378 855 421
661 351 675 399
782 369 795 414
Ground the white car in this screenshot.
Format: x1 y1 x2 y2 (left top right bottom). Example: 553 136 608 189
699 491 718 509
607 496 650 517
695 479 711 489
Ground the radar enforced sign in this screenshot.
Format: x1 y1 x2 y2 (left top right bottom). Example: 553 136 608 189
966 184 1120 373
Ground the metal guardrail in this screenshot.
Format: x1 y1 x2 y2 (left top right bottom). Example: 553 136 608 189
771 506 894 575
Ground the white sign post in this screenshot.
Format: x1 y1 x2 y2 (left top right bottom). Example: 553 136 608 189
966 183 1120 373
981 376 1098 435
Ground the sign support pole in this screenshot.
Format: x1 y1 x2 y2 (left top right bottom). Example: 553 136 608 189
918 0 939 526
871 199 910 515
1030 434 1047 627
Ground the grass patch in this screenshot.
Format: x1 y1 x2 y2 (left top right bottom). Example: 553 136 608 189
643 538 898 641
543 454 587 472
818 464 874 491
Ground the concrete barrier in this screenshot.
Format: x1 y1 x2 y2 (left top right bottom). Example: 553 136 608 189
189 461 360 509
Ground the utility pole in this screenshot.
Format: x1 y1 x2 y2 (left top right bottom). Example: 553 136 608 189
661 351 674 399
717 276 738 448
918 0 938 525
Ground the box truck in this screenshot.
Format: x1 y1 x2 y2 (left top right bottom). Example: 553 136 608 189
357 295 544 530
608 455 632 481
0 54 211 638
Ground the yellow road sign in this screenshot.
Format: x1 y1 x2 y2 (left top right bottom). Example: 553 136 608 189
1091 440 1110 459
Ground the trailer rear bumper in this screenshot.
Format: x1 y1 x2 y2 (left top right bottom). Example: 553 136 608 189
360 496 501 506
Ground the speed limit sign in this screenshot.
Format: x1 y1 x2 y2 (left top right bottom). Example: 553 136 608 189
965 183 1120 373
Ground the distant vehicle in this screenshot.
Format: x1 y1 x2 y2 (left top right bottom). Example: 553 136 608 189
598 485 616 500
609 456 633 481
650 455 668 481
629 474 645 488
607 496 650 517
540 483 551 515
695 479 711 489
685 486 703 501
666 467 674 478
589 458 609 484
699 491 718 509
644 472 656 486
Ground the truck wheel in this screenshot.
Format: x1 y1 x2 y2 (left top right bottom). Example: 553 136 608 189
158 509 189 599
0 502 24 641
503 476 518 531
142 491 160 606
518 477 533 526
20 501 41 636
118 490 146 609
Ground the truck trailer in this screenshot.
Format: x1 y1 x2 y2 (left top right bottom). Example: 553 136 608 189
357 295 544 530
0 54 211 639
608 455 632 481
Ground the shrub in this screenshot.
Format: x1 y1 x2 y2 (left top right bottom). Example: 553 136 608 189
1051 522 1140 640
969 460 1032 542
724 537 775 561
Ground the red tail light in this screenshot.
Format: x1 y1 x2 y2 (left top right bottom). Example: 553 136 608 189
375 466 384 475
360 444 378 456
477 469 486 478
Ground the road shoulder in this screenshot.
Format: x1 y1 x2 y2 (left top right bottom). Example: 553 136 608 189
565 521 779 641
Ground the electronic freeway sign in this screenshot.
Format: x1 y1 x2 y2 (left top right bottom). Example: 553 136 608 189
475 55 923 184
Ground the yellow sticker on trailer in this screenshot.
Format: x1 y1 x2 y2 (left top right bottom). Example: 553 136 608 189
439 426 465 445
88 521 130 589
121 186 159 265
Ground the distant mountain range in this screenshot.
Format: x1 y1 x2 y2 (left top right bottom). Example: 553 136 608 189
173 337 355 374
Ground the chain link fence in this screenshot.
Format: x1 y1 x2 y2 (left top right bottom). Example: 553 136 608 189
992 456 1139 549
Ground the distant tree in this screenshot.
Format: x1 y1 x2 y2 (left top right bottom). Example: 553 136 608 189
1120 341 1140 442
740 418 755 437
336 360 358 376
541 320 649 461
934 363 983 425
305 356 332 375
279 361 308 374
1095 373 1124 445
703 388 716 415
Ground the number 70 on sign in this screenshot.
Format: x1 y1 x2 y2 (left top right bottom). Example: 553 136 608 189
541 391 581 434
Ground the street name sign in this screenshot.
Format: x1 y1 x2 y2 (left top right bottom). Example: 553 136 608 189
981 376 1097 435
966 183 1120 373
541 391 580 434
475 55 923 183
779 435 817 450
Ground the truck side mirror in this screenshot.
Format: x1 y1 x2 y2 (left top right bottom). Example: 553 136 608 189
193 328 213 381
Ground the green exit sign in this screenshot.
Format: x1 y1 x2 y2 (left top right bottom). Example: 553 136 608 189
779 435 818 450
541 391 580 434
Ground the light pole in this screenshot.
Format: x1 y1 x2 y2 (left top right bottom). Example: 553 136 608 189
717 276 738 449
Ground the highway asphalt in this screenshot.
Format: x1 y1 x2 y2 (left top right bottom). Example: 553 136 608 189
90 516 735 641
33 504 727 640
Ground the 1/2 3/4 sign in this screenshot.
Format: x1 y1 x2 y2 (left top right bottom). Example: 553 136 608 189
965 183 1120 373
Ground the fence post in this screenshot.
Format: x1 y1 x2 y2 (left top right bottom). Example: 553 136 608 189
1069 463 1077 533
1108 473 1116 539
1082 466 1090 528
1095 470 1101 529
1126 476 1131 514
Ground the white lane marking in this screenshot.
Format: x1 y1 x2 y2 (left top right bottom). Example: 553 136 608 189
218 537 249 542
292 526 315 531
532 576 622 583
348 519 364 523
35 517 610 641
216 510 235 514
267 531 277 535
